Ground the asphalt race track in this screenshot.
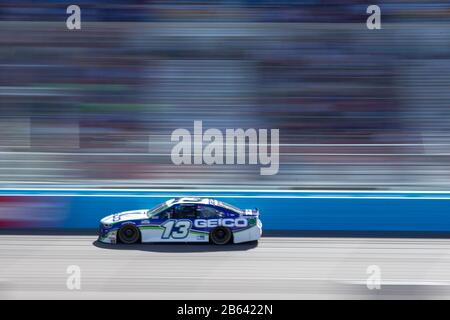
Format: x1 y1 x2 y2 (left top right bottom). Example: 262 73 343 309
1 235 450 299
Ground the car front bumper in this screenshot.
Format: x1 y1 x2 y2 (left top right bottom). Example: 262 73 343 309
98 226 118 244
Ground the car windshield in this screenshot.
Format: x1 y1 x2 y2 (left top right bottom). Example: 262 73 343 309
216 200 243 214
146 203 169 217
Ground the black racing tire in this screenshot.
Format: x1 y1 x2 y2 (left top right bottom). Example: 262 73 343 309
210 227 232 245
118 224 140 244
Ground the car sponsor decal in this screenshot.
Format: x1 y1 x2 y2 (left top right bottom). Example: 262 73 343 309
136 217 254 240
193 218 248 228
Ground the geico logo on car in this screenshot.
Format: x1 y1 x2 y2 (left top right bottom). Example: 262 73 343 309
194 218 248 228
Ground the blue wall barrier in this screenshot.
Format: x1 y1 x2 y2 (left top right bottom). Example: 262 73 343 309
1 189 450 231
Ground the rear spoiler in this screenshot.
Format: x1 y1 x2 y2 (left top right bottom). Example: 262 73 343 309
243 208 259 217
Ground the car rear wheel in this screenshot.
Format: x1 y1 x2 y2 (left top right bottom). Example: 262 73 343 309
118 224 140 244
210 227 232 245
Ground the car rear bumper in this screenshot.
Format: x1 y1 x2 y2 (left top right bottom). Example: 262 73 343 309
232 221 262 244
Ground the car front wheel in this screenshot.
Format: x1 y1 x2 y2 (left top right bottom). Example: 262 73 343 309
118 224 140 244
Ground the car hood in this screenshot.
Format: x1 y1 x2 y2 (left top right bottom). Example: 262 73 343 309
101 209 148 224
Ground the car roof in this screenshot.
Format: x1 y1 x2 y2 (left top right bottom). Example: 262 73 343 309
165 197 244 214
169 197 212 205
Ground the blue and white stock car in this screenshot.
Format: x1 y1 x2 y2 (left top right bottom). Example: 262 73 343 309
98 197 262 245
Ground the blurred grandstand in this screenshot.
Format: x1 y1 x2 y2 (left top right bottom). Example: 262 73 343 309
1 1 450 189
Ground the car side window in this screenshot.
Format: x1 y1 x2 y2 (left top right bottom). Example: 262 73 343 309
159 209 170 219
197 205 224 218
152 207 172 220
173 204 197 219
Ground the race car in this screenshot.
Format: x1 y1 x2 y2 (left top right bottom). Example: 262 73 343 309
98 197 262 245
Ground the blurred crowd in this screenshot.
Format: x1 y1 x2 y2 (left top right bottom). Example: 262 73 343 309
1 1 450 189
2 1 450 23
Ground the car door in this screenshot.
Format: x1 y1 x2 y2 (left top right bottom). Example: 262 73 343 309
140 206 172 242
144 204 209 242
192 205 224 240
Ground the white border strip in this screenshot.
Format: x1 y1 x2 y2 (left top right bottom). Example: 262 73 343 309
1 188 450 194
1 193 450 200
